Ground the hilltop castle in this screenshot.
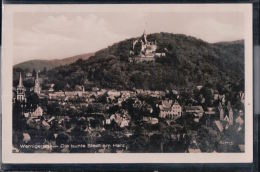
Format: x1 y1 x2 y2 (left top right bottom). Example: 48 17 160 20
129 31 166 62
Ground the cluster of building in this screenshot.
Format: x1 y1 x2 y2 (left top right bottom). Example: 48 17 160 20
129 31 166 63
159 100 182 119
15 72 41 102
13 71 245 153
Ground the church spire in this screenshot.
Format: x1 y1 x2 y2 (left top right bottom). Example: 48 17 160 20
35 71 39 84
18 72 23 87
36 71 39 80
17 72 26 102
34 71 41 95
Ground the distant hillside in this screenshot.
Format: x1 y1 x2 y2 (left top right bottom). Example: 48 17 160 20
24 32 245 91
14 53 94 72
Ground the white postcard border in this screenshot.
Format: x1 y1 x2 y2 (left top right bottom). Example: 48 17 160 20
2 4 253 164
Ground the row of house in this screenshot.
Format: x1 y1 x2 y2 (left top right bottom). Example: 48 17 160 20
157 98 240 128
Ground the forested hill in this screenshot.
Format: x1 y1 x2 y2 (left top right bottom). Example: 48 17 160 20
14 53 94 72
45 32 244 91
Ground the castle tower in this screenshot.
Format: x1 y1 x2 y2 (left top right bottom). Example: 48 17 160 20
17 72 26 102
34 72 41 95
141 30 147 44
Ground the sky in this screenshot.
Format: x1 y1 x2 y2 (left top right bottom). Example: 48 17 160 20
13 11 244 64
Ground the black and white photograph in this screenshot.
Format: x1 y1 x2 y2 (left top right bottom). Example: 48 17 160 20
2 4 253 163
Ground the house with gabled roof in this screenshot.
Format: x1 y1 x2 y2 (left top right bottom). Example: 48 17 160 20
159 100 182 119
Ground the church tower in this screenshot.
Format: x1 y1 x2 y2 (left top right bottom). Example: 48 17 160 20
34 72 41 95
17 72 26 102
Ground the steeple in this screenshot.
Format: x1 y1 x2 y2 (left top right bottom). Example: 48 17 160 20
34 71 41 95
18 72 23 87
36 71 39 80
17 72 26 102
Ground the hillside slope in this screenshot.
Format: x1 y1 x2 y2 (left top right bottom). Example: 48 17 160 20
44 32 244 91
14 53 94 72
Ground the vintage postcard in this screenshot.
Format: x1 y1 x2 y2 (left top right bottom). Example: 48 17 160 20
2 4 253 163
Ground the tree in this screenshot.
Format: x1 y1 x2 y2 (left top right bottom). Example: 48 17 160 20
47 102 60 115
134 41 142 55
200 86 213 106
96 94 107 104
149 134 163 152
197 126 220 152
54 80 66 91
26 93 39 109
129 134 149 152
13 102 27 131
42 67 47 75
56 133 70 146
32 69 36 78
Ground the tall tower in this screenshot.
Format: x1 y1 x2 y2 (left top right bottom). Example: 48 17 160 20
141 30 147 43
17 72 26 102
34 72 41 95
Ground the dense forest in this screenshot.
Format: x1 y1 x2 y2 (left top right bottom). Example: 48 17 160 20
14 32 244 91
